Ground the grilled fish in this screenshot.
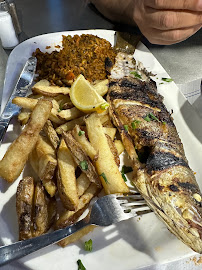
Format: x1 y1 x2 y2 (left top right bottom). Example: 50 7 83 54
107 52 202 253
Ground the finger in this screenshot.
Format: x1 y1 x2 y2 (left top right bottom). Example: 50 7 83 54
145 0 202 11
147 25 202 44
146 9 202 30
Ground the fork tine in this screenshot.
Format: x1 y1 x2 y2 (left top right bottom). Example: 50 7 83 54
115 194 152 216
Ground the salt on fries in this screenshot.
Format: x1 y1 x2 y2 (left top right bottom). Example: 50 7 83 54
0 35 130 248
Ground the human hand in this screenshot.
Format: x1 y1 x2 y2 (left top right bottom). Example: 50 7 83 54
91 0 202 45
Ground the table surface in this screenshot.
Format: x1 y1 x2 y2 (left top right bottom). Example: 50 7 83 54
0 0 202 269
14 0 202 85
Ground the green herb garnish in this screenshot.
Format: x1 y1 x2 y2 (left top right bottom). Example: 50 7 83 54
121 165 133 174
130 71 142 79
131 120 141 129
84 239 93 252
121 166 133 182
100 102 109 110
77 259 86 270
124 209 132 213
78 130 85 136
80 160 88 171
144 115 151 122
144 113 160 122
162 78 173 82
149 112 160 122
100 172 109 184
124 125 129 131
122 173 127 182
57 109 62 112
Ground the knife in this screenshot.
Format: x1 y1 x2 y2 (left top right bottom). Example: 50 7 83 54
0 56 37 146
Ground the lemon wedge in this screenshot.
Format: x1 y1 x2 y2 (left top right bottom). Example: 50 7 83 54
70 74 109 113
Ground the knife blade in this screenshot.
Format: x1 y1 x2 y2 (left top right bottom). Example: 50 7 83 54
0 56 37 146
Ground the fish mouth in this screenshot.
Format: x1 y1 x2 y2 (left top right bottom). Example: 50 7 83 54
139 175 202 253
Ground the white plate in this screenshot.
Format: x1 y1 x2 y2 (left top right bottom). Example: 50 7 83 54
0 30 202 270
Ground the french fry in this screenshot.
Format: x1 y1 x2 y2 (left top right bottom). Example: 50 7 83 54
48 108 65 124
62 132 101 188
13 96 38 110
54 94 71 104
92 79 109 96
13 97 65 125
57 139 79 210
32 79 70 96
54 94 74 109
43 120 60 149
100 113 110 125
114 140 125 155
85 113 129 194
0 99 52 182
62 102 74 110
77 173 91 197
105 134 120 167
29 134 57 197
102 119 114 128
55 183 98 229
32 181 56 237
58 107 84 121
103 127 116 140
18 108 31 125
58 225 96 247
56 113 109 135
29 148 39 173
72 125 97 160
16 177 35 240
56 116 86 134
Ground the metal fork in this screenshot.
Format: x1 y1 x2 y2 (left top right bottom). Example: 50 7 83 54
0 193 151 266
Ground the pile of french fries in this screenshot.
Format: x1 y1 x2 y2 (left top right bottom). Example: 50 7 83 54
0 78 129 247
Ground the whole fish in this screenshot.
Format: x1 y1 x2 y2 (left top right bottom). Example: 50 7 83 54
107 51 202 253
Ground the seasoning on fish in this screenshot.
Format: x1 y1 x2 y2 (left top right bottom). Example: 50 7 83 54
107 51 202 253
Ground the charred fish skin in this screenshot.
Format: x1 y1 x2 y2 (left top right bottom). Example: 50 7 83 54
108 65 202 253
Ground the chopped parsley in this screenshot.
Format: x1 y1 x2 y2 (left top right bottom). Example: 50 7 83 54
78 130 85 136
121 165 133 182
57 109 62 113
144 113 160 122
100 102 109 110
131 120 141 129
84 239 93 252
77 259 86 270
124 209 132 213
80 160 88 171
149 112 160 122
121 165 133 174
100 172 109 184
124 125 129 131
162 78 173 82
130 71 142 79
144 115 151 122
122 173 127 182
